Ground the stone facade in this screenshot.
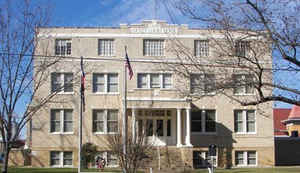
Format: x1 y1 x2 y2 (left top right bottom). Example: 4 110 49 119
29 20 274 169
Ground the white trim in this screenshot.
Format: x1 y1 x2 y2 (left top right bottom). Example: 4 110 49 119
50 151 73 168
235 151 257 167
50 72 74 94
38 33 224 39
127 97 189 102
35 57 271 65
92 109 119 134
49 109 74 134
92 72 119 94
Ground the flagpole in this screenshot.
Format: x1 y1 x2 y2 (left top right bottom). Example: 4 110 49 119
122 46 128 173
78 57 84 173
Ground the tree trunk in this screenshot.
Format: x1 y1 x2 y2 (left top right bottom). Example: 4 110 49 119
1 143 10 173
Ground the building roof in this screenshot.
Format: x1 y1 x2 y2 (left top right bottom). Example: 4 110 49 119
273 108 290 136
288 105 300 119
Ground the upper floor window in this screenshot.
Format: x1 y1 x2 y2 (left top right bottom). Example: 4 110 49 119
195 40 209 57
137 73 172 89
93 109 118 134
234 110 256 133
93 73 118 93
50 151 73 167
235 41 250 57
51 73 73 93
50 109 73 133
98 39 114 56
143 39 164 56
191 110 216 133
190 74 216 95
55 39 71 56
235 151 257 166
233 74 254 95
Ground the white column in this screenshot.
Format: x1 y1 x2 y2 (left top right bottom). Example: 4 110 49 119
177 108 182 147
132 108 136 142
185 108 192 146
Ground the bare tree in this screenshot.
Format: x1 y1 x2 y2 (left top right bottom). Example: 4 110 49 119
0 0 61 172
105 128 153 173
165 0 300 106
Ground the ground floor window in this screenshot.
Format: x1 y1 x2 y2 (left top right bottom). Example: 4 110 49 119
235 151 257 166
191 110 216 133
193 151 217 168
50 151 73 167
94 151 118 167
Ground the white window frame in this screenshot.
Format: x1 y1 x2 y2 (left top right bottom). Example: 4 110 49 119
93 109 119 134
94 152 119 168
50 151 73 168
55 39 71 56
235 151 257 167
234 110 256 134
137 73 173 89
143 39 165 56
233 74 254 95
98 39 114 56
191 110 217 134
190 73 216 95
92 73 119 94
50 109 73 134
51 72 74 94
194 40 209 57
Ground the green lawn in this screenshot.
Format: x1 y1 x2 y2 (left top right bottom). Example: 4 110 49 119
6 168 121 173
193 168 300 173
4 167 300 173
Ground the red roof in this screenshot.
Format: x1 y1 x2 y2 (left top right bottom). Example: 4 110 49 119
288 105 300 119
273 108 290 136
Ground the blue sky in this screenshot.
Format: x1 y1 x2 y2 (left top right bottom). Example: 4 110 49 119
48 0 168 26
46 0 196 27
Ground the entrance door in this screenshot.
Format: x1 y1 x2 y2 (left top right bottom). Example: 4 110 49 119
137 109 172 146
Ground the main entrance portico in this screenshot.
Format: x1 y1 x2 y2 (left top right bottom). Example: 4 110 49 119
127 97 192 147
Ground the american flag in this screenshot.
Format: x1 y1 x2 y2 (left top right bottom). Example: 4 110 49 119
125 47 133 80
80 56 86 112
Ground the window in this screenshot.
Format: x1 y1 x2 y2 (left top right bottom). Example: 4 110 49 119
93 73 118 93
137 110 172 138
93 109 118 134
195 40 209 57
235 41 250 57
94 152 118 167
137 74 147 88
50 151 60 166
234 110 256 133
55 39 71 55
143 39 164 56
51 73 73 93
137 73 172 89
235 151 256 166
98 39 114 56
50 151 73 167
150 74 160 88
50 109 73 133
233 74 254 95
190 74 216 95
191 110 216 133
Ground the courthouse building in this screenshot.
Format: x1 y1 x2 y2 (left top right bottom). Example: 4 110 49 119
29 20 274 168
